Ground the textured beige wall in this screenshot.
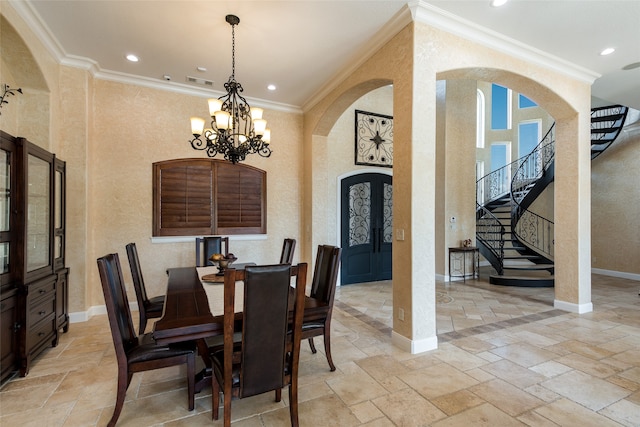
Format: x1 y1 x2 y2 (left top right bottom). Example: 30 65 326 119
87 80 303 307
591 125 640 274
443 80 477 276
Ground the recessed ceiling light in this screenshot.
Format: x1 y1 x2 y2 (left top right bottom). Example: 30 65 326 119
126 54 139 62
267 84 276 91
491 0 508 7
600 48 615 56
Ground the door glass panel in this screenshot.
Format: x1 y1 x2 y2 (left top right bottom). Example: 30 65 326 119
27 154 50 271
382 182 393 243
348 182 370 247
0 149 9 232
0 242 8 274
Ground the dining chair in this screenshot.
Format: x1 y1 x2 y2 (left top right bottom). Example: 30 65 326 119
195 236 229 267
97 253 196 427
279 238 296 264
125 242 165 334
301 245 342 371
210 263 307 427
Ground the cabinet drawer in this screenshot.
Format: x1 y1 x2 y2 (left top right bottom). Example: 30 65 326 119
28 279 56 305
28 297 56 329
27 317 56 350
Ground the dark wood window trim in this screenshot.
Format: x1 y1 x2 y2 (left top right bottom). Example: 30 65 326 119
153 159 266 236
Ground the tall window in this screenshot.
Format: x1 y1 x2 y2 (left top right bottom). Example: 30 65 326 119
491 142 511 194
491 84 511 130
518 121 541 157
518 94 537 109
477 89 485 148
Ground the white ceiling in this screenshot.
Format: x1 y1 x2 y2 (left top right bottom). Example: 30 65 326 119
13 0 640 111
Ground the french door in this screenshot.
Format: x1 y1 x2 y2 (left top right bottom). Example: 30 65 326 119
340 173 392 285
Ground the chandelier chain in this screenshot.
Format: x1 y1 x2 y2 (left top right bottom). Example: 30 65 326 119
230 21 236 80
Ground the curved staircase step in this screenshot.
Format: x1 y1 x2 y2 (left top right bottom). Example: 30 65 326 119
489 274 554 287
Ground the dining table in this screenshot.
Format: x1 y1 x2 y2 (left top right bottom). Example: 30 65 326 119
152 263 325 393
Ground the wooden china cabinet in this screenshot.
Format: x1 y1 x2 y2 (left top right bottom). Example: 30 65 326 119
0 131 68 382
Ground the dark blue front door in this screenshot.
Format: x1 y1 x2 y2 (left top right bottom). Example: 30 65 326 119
340 173 392 285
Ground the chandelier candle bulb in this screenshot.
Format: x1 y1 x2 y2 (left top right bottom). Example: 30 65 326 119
254 119 267 136
191 117 205 136
250 108 263 120
208 99 223 115
214 111 231 130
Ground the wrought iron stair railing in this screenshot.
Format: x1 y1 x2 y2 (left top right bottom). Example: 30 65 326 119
476 203 505 275
510 125 555 260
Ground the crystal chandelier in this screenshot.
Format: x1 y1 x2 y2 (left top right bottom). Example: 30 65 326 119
189 15 271 164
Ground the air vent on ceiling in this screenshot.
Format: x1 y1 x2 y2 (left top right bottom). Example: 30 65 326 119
186 76 214 87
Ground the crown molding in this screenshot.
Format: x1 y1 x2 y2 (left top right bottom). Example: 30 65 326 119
409 0 600 84
6 0 301 114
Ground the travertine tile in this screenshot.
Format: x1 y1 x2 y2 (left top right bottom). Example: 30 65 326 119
431 402 527 426
469 378 544 416
533 398 623 427
2 274 639 426
541 370 631 411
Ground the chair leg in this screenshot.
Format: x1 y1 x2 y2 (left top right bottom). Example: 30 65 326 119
288 384 299 427
108 368 129 427
275 388 282 402
186 353 195 411
212 376 220 420
307 337 317 354
323 328 336 372
224 383 232 427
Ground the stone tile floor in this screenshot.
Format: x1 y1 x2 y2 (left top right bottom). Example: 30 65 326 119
1 273 639 426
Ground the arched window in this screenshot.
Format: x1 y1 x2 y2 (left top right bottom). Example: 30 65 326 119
477 89 485 148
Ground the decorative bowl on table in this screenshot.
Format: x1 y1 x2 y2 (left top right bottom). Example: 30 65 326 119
209 253 237 275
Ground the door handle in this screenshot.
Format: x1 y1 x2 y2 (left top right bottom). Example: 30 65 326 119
372 228 377 253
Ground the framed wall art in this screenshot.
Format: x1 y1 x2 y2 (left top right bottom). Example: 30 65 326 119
354 109 393 167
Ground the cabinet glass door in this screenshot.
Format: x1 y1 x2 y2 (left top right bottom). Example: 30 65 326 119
27 154 50 272
0 148 9 274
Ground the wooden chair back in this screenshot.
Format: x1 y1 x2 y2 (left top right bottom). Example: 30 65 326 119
125 243 149 308
97 253 138 363
279 238 296 264
196 236 229 267
310 245 342 304
213 263 307 426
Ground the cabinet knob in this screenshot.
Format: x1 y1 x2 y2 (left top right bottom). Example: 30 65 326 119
39 310 46 315
38 332 45 337
39 289 46 294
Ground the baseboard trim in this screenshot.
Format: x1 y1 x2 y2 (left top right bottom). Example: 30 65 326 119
554 299 593 314
592 268 640 281
69 302 138 324
392 331 438 354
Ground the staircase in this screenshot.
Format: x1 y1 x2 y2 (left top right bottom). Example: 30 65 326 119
476 105 629 287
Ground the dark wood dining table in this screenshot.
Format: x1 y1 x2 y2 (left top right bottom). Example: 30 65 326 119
153 264 326 392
